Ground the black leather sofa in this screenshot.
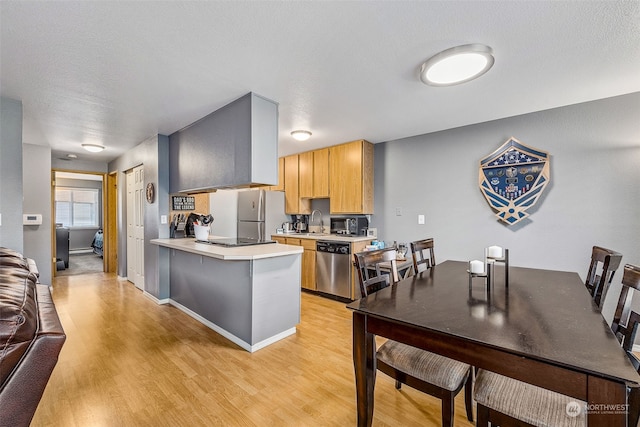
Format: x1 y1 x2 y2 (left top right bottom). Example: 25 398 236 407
0 247 66 427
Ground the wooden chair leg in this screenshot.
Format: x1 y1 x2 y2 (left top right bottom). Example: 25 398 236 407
464 375 474 422
476 403 489 427
441 392 454 427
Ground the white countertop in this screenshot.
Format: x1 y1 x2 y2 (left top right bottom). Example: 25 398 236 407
271 233 373 242
151 238 303 260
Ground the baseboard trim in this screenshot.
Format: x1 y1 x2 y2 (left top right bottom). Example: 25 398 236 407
168 299 296 353
143 291 170 305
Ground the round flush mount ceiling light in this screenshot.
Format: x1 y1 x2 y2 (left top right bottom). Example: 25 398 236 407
420 44 494 86
291 130 312 141
81 144 105 153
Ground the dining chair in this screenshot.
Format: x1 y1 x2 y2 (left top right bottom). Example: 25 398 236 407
354 248 474 426
585 245 623 309
612 265 640 427
474 263 640 427
611 264 640 347
410 238 436 275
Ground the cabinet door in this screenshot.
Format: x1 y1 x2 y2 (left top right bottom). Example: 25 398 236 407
330 140 364 213
301 248 316 290
298 151 314 198
284 155 300 214
313 148 330 198
330 140 374 214
284 154 311 214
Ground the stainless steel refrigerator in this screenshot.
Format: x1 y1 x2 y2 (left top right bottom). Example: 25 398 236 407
237 189 288 240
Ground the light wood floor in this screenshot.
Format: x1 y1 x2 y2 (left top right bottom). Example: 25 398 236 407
32 272 475 426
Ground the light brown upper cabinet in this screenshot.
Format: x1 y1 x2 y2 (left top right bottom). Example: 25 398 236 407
284 154 311 214
298 151 314 198
313 148 330 198
329 140 374 214
298 148 330 199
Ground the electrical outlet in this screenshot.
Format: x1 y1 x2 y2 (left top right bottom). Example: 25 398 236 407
418 214 425 225
161 215 167 224
395 207 402 216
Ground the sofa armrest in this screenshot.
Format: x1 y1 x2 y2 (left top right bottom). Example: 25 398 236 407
0 285 66 427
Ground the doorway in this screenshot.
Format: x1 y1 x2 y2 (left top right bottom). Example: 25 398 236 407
52 171 106 276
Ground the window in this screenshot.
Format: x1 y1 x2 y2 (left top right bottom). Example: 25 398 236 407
55 187 99 228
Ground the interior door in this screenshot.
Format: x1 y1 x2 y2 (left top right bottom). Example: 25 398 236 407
126 165 145 290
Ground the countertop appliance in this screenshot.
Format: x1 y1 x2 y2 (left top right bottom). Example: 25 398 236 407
237 189 288 240
330 216 369 236
196 237 276 247
316 240 352 300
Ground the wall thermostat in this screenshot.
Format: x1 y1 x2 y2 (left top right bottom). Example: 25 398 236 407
23 214 43 225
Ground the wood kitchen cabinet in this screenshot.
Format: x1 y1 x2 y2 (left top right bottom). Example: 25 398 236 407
300 239 317 291
329 140 374 214
272 236 316 290
313 148 330 198
272 236 287 244
284 155 311 214
299 148 329 199
298 151 313 198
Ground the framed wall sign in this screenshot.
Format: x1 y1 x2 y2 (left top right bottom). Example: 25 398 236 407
171 195 196 211
479 137 551 225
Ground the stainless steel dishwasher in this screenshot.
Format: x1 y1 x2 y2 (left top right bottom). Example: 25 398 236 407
316 240 352 300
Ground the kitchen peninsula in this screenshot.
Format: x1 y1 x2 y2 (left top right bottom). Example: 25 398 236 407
151 238 303 352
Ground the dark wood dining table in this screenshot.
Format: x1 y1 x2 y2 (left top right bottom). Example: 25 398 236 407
347 260 640 426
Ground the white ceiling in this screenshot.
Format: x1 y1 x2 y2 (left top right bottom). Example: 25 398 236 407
2 1 639 164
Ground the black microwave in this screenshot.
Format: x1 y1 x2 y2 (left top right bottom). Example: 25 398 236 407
330 217 369 235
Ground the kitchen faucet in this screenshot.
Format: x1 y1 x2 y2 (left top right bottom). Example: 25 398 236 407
311 209 324 234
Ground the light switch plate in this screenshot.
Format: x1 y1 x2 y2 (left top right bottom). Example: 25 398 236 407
418 214 425 225
161 215 167 224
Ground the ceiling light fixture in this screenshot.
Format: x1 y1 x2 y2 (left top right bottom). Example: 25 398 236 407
291 130 312 141
81 144 105 153
67 154 77 159
420 44 494 86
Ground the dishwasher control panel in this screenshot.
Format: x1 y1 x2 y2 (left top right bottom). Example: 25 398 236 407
316 241 351 254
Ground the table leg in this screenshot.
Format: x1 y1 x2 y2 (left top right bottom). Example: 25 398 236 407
587 375 627 426
353 312 376 427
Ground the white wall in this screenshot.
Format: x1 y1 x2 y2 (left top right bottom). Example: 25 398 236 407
372 92 640 320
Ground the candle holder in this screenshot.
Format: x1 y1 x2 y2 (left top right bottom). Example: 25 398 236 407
468 260 489 290
485 247 510 287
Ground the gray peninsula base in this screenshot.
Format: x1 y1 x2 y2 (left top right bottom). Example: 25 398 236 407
165 248 301 352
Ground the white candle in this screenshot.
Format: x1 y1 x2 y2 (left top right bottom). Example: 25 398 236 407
488 245 503 259
470 260 484 274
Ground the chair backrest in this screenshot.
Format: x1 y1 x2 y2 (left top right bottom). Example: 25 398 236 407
410 238 436 275
611 264 640 340
618 307 640 427
586 246 623 308
354 248 398 297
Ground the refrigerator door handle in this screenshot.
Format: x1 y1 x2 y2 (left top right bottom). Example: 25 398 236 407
258 190 265 222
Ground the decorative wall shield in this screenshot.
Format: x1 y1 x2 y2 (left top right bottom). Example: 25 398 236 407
479 137 550 225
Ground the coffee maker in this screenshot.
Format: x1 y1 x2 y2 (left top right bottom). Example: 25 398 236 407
293 215 308 233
